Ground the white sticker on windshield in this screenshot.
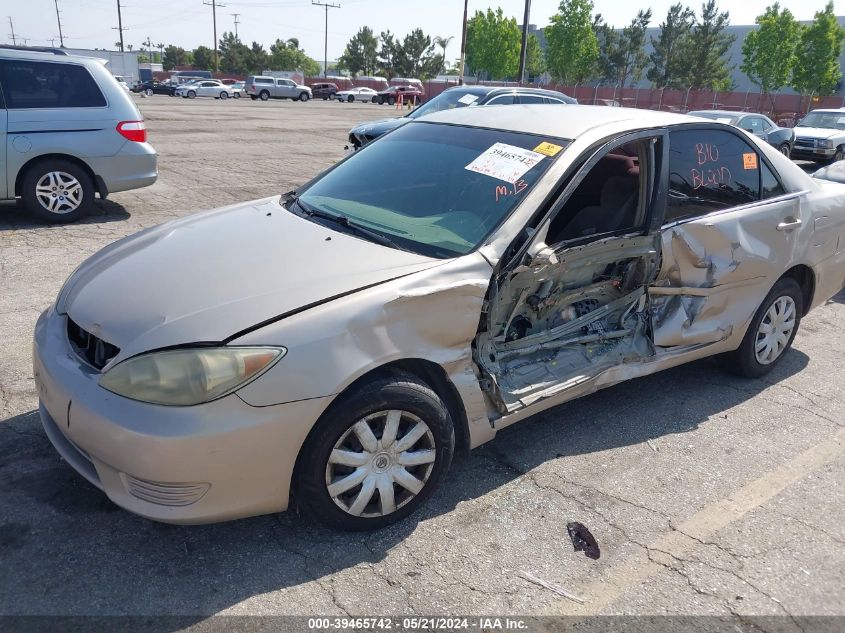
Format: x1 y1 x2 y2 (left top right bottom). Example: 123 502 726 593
457 93 479 105
465 143 545 184
838 117 845 124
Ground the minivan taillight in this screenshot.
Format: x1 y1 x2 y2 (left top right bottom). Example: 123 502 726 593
116 120 147 142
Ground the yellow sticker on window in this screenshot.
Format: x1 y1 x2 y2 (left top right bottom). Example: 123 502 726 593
533 142 563 157
743 152 758 170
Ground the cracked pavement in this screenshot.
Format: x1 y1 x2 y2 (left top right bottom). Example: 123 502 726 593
0 98 843 624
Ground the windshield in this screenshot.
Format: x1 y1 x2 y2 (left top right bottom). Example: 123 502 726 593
296 123 567 258
799 112 845 130
408 90 484 119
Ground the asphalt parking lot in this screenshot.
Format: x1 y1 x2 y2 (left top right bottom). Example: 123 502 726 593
0 97 843 627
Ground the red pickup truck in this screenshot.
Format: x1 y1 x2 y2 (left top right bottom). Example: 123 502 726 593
374 85 425 106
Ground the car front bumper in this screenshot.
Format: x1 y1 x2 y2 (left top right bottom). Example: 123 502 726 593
791 146 836 160
33 306 330 524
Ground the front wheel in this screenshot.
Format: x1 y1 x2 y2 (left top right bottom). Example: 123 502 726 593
833 146 845 163
387 96 396 106
722 277 803 378
778 143 791 157
294 373 454 531
144 88 153 97
21 159 95 223
233 92 240 98
371 96 378 104
187 90 196 99
220 91 229 100
299 92 310 101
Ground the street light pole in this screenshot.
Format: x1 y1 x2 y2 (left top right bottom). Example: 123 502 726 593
312 1 339 78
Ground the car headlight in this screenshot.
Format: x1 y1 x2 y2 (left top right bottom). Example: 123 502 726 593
820 139 835 148
99 347 285 406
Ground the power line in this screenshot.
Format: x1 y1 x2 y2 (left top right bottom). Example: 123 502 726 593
203 0 226 73
53 0 65 47
8 16 16 45
113 1 126 51
311 1 339 78
230 12 240 38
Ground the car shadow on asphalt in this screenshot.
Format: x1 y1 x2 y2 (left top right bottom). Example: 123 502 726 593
0 199 130 231
0 350 810 624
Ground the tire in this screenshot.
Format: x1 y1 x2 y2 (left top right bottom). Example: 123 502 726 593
371 96 378 104
299 92 310 102
259 90 270 101
347 95 354 103
250 95 258 101
293 372 455 531
833 147 845 163
21 159 95 224
387 96 396 106
722 277 803 378
187 90 196 99
220 91 228 100
778 143 791 157
233 92 240 99
144 88 153 97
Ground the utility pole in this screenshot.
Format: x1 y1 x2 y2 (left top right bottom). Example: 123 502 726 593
203 0 225 73
53 0 64 47
8 16 16 45
312 1 339 78
458 0 468 85
143 35 152 62
113 1 125 51
517 0 531 84
230 13 240 39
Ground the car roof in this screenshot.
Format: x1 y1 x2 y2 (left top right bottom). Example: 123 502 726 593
809 108 845 113
422 104 699 138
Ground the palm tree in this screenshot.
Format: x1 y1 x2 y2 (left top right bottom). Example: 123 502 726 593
433 35 454 73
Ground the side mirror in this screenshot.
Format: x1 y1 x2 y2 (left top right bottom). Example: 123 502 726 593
527 241 559 266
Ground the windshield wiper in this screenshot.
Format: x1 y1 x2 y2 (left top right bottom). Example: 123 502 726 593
293 201 405 251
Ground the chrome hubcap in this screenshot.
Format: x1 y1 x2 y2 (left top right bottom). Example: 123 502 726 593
755 296 796 365
35 171 82 214
325 410 436 517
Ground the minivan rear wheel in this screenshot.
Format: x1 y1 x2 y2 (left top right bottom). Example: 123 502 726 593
21 159 95 223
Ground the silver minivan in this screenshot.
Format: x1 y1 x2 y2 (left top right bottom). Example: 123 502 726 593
0 46 157 223
246 75 312 102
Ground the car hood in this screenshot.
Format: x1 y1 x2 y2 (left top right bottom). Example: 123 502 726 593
793 126 844 140
351 117 408 138
59 197 441 360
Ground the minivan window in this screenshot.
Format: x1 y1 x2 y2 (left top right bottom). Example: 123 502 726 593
0 60 106 109
666 128 783 223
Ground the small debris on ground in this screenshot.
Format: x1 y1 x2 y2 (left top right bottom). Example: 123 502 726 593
567 521 601 559
647 438 659 452
519 571 585 604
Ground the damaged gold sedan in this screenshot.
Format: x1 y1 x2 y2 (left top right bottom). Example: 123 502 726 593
34 106 845 530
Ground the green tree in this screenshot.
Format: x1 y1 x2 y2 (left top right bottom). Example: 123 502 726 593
433 35 454 73
545 0 600 85
592 14 619 84
525 33 545 78
680 1 735 90
337 26 380 77
269 38 321 76
466 7 521 80
163 45 190 71
394 28 443 79
192 45 214 70
792 1 845 106
741 4 800 109
378 30 398 77
219 31 251 74
647 3 695 88
247 42 269 73
612 9 653 86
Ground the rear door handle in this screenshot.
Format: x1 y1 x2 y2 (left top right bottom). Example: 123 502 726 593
777 218 802 231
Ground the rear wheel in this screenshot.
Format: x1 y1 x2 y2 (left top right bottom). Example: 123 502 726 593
21 159 95 223
233 92 240 98
371 96 378 103
347 95 354 103
250 95 258 101
723 277 803 378
294 372 454 531
259 90 270 101
387 96 396 106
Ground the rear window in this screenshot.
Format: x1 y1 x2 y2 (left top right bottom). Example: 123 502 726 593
0 59 107 109
254 77 273 84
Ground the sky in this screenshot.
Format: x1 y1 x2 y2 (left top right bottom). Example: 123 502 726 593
5 0 843 64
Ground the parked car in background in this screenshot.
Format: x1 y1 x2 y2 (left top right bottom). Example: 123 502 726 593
0 47 157 223
113 75 131 93
811 160 845 184
688 110 795 156
789 109 845 163
311 82 339 100
246 75 312 101
336 86 378 103
34 106 845 529
348 85 577 149
375 84 425 105
229 81 245 98
132 80 177 96
176 80 236 100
